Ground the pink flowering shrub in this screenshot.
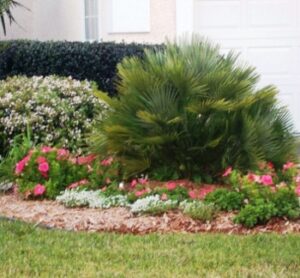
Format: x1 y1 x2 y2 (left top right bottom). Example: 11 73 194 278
218 163 300 221
14 146 119 199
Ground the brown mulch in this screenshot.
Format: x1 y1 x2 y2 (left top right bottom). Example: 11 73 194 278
0 194 300 235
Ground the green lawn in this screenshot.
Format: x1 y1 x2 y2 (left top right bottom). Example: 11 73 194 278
0 219 300 278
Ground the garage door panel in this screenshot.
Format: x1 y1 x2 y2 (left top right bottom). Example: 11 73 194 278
247 0 295 28
246 47 292 75
193 0 300 131
194 0 241 28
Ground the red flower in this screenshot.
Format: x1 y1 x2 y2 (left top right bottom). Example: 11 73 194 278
283 161 295 171
199 186 215 199
131 179 138 188
222 167 232 177
188 190 197 199
267 162 274 170
166 181 177 190
33 184 46 196
77 154 97 165
101 157 113 166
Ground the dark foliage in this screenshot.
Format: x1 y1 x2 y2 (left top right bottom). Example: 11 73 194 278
0 40 161 96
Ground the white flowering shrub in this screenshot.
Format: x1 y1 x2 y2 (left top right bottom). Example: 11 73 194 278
130 195 178 214
0 75 108 158
56 190 128 209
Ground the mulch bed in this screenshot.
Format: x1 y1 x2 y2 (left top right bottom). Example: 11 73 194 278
1 193 300 235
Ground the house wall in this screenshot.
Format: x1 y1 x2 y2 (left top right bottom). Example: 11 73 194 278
0 0 34 39
101 0 176 43
1 0 176 43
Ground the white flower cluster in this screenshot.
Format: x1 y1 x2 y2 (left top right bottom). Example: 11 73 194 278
130 195 178 214
0 75 108 156
0 181 14 192
56 190 128 209
57 190 178 214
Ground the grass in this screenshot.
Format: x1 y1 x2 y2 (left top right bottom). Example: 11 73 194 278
0 219 300 277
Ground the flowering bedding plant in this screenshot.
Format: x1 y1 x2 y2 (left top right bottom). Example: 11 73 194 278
14 146 119 199
0 75 108 160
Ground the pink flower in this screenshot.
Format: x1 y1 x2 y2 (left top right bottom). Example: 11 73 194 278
67 179 89 189
138 177 148 185
77 154 97 165
57 149 69 159
41 146 53 153
199 186 215 199
295 185 300 197
135 190 147 197
188 190 197 199
283 161 295 171
33 184 46 196
296 176 300 184
101 157 113 166
15 160 26 175
38 162 49 173
247 173 261 183
15 154 32 175
166 181 177 190
36 156 47 164
222 167 232 177
260 175 273 186
161 193 168 201
131 179 138 188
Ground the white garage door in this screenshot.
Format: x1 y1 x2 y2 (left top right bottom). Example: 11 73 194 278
193 0 300 132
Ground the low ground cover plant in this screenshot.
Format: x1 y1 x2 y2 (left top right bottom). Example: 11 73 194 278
180 200 216 221
0 75 107 159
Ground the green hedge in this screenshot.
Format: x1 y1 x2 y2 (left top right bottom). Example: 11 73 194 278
0 40 160 96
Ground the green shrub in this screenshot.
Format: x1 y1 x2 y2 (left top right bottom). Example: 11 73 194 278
0 132 33 187
205 188 245 211
92 38 296 179
0 40 160 96
234 200 277 228
0 75 107 158
271 188 300 219
180 200 216 221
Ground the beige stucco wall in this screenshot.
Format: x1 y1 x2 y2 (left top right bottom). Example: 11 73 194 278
0 0 34 39
0 0 176 43
1 0 85 41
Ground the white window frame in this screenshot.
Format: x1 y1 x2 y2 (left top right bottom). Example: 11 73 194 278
84 0 100 41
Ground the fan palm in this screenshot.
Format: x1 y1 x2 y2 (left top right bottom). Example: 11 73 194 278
0 0 25 35
91 37 296 179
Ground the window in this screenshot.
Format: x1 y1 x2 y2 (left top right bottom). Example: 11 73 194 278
85 0 99 41
109 0 150 33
